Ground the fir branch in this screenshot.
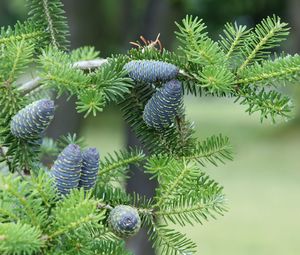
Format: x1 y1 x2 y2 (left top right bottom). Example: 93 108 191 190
0 222 44 255
27 0 70 50
148 224 197 255
29 172 57 209
91 57 134 103
196 64 235 94
70 46 101 62
153 159 200 208
73 59 108 70
219 22 251 59
235 87 292 122
175 15 225 66
237 54 300 87
0 201 19 222
237 15 289 73
49 190 105 240
18 58 108 95
0 175 46 227
92 240 132 255
121 83 196 156
0 21 43 47
0 39 34 84
38 47 90 96
185 135 233 166
97 148 145 185
156 173 226 226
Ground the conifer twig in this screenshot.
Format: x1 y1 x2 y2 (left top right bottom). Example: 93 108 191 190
18 58 108 95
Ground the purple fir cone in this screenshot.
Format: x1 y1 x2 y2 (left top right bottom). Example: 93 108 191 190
78 147 100 190
10 99 55 139
108 205 141 238
124 60 179 83
51 144 82 196
143 79 183 130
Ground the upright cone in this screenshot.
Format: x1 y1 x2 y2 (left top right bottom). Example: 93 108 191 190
143 79 183 130
10 99 55 139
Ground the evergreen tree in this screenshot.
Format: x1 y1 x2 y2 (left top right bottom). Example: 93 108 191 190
0 1 299 254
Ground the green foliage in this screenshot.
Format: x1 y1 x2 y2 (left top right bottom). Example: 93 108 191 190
0 21 43 48
0 222 44 255
175 15 225 66
148 225 197 255
0 39 34 84
219 22 251 61
186 134 233 166
0 3 300 254
237 54 300 87
39 47 90 96
237 15 289 73
70 46 100 62
97 148 145 186
27 0 70 50
235 87 292 122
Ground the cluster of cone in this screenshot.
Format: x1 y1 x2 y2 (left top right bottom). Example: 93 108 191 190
10 98 99 196
50 144 100 196
124 60 183 131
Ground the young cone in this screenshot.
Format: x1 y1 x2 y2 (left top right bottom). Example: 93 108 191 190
143 79 183 130
124 60 179 83
51 144 82 196
10 99 55 139
108 205 141 238
78 147 99 190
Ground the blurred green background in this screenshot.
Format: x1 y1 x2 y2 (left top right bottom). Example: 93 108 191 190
1 0 300 254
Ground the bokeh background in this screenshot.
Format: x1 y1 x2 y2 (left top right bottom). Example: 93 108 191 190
1 0 300 254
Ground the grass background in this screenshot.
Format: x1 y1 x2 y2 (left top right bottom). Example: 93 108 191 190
81 97 300 255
